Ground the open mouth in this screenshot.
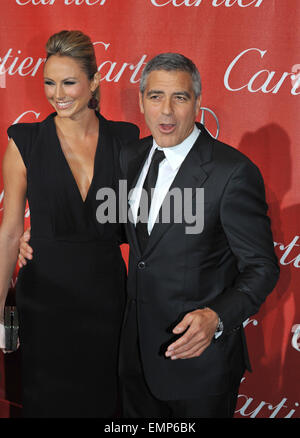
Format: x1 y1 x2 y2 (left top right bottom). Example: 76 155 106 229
159 123 176 134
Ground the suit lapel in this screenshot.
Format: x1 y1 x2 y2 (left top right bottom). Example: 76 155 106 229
127 142 151 193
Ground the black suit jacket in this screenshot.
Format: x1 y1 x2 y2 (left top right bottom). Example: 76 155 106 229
119 123 279 400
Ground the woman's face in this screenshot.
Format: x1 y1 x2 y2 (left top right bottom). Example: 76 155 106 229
44 55 98 119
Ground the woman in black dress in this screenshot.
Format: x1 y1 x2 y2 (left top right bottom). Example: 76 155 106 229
0 30 138 417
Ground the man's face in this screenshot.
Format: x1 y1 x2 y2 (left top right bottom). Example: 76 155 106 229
139 69 201 148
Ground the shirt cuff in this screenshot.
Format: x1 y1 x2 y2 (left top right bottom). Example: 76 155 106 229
214 316 224 339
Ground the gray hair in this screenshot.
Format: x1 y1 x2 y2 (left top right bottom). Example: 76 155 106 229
140 53 202 98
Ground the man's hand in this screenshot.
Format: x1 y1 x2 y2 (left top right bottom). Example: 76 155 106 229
18 227 32 267
165 307 219 360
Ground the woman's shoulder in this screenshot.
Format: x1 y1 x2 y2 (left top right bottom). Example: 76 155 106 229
7 120 38 139
6 113 54 167
7 113 54 140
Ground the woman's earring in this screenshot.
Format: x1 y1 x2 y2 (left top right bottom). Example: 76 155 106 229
88 93 98 110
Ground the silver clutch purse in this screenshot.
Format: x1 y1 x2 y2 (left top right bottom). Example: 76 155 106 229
4 306 19 352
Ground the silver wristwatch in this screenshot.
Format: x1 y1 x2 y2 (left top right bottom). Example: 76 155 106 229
215 316 224 334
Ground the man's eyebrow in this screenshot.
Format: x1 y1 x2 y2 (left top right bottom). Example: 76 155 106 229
146 90 164 96
146 90 192 98
173 91 191 98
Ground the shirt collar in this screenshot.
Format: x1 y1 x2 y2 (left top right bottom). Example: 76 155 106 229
153 124 200 171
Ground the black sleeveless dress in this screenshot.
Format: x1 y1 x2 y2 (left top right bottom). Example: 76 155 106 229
7 112 139 418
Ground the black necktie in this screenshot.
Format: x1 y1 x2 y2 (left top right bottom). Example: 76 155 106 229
135 149 165 253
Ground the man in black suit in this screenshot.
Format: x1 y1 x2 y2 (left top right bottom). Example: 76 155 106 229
118 53 279 418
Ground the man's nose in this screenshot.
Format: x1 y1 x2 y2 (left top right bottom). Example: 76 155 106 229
161 98 173 115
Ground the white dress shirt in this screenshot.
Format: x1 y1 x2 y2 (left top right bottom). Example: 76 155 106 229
129 124 200 234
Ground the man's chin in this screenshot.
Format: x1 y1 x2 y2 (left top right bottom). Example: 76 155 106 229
154 133 178 148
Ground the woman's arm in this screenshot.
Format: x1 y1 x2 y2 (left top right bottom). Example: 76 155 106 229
0 139 27 316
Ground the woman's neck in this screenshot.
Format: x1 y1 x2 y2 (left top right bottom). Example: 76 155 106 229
54 109 99 140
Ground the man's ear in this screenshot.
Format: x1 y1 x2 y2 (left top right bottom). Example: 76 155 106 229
139 91 145 114
195 94 202 117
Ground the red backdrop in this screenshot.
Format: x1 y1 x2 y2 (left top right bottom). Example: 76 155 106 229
0 0 299 418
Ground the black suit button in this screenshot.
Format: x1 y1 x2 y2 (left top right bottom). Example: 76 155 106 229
137 261 146 269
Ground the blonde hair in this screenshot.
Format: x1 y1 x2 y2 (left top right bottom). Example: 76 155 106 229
45 30 100 108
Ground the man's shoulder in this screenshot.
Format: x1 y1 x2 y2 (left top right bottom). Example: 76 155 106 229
195 123 259 176
205 138 264 192
210 135 258 172
121 134 152 158
118 134 152 176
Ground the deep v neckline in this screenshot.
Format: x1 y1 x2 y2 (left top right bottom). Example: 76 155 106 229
51 113 101 204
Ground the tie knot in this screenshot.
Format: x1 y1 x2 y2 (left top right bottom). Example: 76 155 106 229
151 149 165 165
